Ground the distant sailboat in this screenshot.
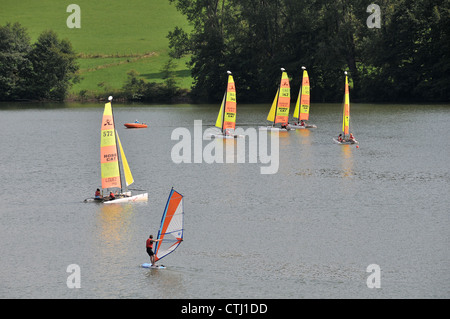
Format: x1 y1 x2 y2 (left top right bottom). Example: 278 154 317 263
142 188 184 268
290 66 317 129
93 96 148 203
259 68 291 131
333 72 358 145
210 71 243 139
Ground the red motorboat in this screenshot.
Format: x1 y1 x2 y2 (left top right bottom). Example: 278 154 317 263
124 123 148 128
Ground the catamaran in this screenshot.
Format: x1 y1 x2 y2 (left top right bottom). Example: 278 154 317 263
259 68 291 131
290 66 317 129
333 72 358 145
209 71 243 138
89 96 148 203
142 188 184 268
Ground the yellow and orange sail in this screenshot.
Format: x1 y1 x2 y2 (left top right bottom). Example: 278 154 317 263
100 102 121 189
342 73 350 136
100 101 134 190
293 68 310 121
267 70 290 124
215 73 237 132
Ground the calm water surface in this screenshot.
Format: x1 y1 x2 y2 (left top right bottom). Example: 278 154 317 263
0 102 449 299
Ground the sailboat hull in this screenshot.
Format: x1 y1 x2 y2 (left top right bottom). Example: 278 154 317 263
333 138 358 145
103 192 148 204
289 124 317 129
208 133 244 139
258 126 291 131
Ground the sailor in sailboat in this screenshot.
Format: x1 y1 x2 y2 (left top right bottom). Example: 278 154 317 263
281 122 292 130
348 133 356 143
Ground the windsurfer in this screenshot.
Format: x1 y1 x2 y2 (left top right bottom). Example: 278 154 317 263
146 235 162 266
109 191 115 200
338 134 343 142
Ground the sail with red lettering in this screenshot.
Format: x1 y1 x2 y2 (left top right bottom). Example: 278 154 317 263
291 67 316 129
154 188 184 262
215 72 237 132
293 68 310 121
94 96 148 203
267 69 290 125
100 101 121 189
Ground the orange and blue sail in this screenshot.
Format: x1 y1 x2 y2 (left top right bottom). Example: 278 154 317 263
100 102 121 189
215 72 237 133
293 68 310 121
267 69 290 125
154 188 184 262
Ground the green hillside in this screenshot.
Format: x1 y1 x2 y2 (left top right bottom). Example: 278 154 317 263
0 0 192 96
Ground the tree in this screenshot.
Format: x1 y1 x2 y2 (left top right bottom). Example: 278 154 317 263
161 58 179 96
25 30 79 100
168 0 237 102
0 22 31 100
168 0 450 103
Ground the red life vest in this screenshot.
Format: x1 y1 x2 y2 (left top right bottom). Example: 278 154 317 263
146 238 153 249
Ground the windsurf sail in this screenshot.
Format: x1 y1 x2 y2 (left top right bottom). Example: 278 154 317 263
267 69 290 125
342 72 350 137
154 188 184 262
293 67 310 121
215 72 236 133
100 102 121 189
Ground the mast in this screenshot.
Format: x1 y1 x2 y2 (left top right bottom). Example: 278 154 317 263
274 68 285 126
109 95 123 194
222 71 231 134
342 71 351 139
222 71 231 135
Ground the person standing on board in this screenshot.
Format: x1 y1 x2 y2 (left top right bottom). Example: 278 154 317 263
146 235 162 266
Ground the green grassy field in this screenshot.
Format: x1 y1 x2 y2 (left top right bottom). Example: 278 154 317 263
0 0 192 96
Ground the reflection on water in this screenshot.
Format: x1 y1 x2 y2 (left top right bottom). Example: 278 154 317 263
277 130 291 147
340 144 354 178
96 203 137 259
294 128 311 144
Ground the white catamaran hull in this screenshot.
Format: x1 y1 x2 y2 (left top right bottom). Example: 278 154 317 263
258 126 291 131
290 124 317 129
103 192 148 204
333 138 358 145
208 133 244 139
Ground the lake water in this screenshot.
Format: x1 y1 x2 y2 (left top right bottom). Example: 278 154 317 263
0 102 449 299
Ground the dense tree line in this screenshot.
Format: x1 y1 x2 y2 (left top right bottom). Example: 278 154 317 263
0 23 79 101
168 0 450 103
